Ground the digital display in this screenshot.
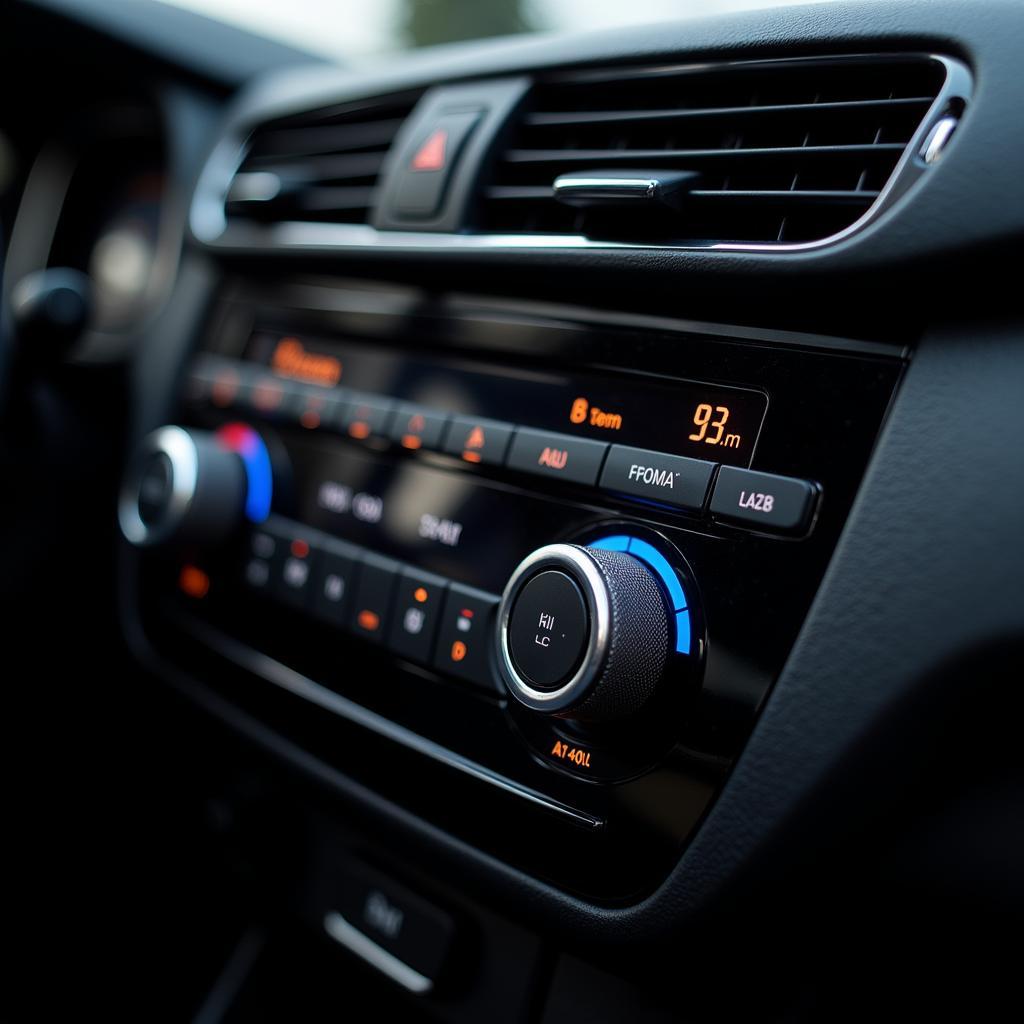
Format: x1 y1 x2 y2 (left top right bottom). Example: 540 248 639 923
243 330 767 466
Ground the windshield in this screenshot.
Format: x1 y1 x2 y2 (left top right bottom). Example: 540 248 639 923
160 0 838 61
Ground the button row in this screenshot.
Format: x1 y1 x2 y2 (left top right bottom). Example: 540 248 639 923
192 357 818 534
243 515 501 693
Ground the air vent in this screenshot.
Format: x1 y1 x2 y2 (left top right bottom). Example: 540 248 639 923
480 56 952 246
226 92 421 225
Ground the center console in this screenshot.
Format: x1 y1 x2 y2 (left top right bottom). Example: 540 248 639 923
121 277 902 901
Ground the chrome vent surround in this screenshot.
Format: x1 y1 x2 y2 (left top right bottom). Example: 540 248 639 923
479 55 956 246
225 92 421 225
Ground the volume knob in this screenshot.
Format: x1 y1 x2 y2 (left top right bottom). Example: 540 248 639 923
119 426 250 547
496 543 671 720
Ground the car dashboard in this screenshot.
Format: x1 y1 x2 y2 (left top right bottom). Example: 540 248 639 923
3 1 1023 1020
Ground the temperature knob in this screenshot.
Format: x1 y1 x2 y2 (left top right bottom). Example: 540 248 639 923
119 424 270 547
496 543 673 720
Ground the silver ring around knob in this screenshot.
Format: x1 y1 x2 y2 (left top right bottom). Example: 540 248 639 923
496 543 612 713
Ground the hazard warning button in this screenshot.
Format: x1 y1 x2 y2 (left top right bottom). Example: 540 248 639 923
394 110 482 219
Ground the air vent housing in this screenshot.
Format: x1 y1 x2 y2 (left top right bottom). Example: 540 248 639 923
480 56 953 246
226 92 421 225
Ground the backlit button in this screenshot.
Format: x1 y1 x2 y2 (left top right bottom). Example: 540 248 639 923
434 583 500 691
506 429 608 486
312 540 361 626
388 404 449 452
286 384 343 431
388 568 448 663
273 533 318 610
349 552 399 643
443 417 514 466
710 466 819 534
600 445 714 511
343 394 396 443
248 374 289 419
394 110 482 219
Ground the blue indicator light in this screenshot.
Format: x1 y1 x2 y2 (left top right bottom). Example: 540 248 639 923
674 610 692 655
241 436 273 523
625 538 687 611
588 534 632 552
217 423 273 523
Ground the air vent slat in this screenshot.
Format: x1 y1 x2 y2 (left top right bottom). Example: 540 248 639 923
225 92 419 226
525 95 934 128
504 143 906 164
479 55 948 245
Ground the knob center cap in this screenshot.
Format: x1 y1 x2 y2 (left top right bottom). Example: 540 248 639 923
507 570 590 690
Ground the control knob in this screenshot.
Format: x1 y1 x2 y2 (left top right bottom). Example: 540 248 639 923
496 543 674 720
119 425 259 547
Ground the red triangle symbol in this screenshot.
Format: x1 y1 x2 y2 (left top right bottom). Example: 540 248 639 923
411 128 448 172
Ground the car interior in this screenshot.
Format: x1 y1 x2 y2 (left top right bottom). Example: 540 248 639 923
3 0 1023 1020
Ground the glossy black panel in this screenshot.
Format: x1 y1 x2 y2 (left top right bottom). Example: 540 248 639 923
136 280 902 900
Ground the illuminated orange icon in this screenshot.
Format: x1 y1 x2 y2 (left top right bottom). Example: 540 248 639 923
401 413 426 450
270 337 342 386
411 128 447 172
450 640 467 663
178 564 210 599
538 446 568 470
211 372 239 407
413 587 429 603
570 397 588 424
462 425 485 463
357 609 380 632
253 380 283 411
300 408 321 429
348 419 371 440
290 538 310 559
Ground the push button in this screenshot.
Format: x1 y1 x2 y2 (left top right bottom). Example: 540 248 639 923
394 110 482 219
507 570 589 690
600 445 714 511
710 466 819 534
434 583 500 691
506 428 608 486
388 568 447 663
325 860 455 993
242 525 280 593
311 540 361 627
343 394 395 443
443 416 514 466
349 552 399 643
388 404 448 452
274 531 318 609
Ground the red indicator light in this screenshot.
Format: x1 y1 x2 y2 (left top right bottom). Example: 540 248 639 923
411 128 447 172
349 421 371 440
401 434 423 450
450 640 467 663
300 409 321 430
290 539 310 559
413 587 429 603
460 609 474 619
179 564 210 599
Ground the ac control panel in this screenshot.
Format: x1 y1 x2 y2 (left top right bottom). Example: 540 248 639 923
124 280 902 899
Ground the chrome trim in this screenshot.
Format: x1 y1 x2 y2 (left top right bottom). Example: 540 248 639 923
118 425 198 547
179 614 604 831
497 544 610 714
190 53 971 257
323 911 433 994
920 114 959 164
